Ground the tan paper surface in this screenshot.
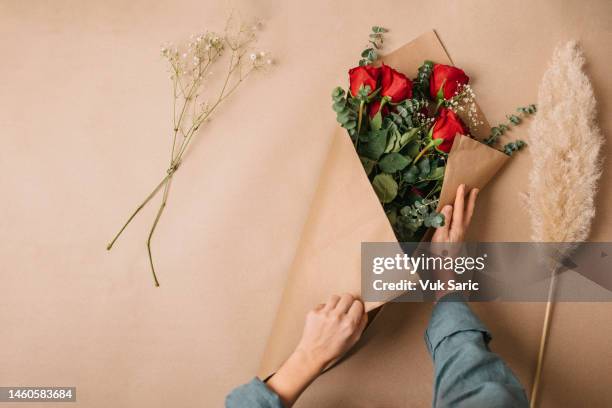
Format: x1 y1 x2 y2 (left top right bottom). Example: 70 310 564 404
259 31 509 379
3 2 611 407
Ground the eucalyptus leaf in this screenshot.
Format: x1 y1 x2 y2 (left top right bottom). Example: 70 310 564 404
372 174 398 203
360 129 387 160
378 153 410 173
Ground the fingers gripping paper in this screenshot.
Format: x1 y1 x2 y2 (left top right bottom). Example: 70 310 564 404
258 31 508 379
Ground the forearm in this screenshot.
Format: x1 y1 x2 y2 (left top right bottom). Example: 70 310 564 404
265 350 323 407
426 293 528 407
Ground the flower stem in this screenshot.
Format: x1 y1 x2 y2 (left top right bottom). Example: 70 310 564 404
413 139 436 164
146 176 173 287
106 171 173 251
356 100 365 137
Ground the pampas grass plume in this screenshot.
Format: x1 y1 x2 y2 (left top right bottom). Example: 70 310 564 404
527 41 603 243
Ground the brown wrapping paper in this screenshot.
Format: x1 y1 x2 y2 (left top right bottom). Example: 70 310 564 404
259 31 509 379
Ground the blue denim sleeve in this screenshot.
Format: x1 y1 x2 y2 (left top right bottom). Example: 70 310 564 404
225 377 285 408
425 292 529 408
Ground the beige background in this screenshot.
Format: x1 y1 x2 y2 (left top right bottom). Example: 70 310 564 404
1 0 610 407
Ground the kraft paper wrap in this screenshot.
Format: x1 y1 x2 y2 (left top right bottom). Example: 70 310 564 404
259 31 509 379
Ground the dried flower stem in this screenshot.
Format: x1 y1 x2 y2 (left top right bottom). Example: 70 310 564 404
106 16 271 286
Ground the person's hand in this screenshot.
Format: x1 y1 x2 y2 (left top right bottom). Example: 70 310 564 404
432 183 478 245
296 293 368 369
430 184 479 301
266 293 367 407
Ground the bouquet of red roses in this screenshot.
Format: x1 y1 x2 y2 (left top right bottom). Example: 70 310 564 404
331 28 532 241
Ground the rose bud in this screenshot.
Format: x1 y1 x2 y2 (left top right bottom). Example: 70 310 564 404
349 65 380 97
431 108 468 153
429 64 469 100
380 64 412 102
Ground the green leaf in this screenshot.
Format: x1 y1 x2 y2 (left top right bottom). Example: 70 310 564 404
395 128 419 152
372 174 398 203
429 165 445 180
403 165 419 184
360 156 376 175
508 114 521 125
379 153 410 173
386 208 397 226
361 129 387 160
331 87 344 98
344 120 357 130
384 130 398 153
425 213 445 228
336 109 351 123
417 157 430 175
405 141 420 158
370 110 383 131
332 101 346 112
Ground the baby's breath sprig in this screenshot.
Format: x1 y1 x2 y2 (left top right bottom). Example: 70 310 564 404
107 15 273 286
446 83 483 130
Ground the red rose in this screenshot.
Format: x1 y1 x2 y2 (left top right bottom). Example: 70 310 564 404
368 99 389 118
429 64 469 100
349 65 380 97
380 64 412 102
431 108 468 153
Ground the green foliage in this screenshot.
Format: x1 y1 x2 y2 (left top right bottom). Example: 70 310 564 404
391 198 444 241
402 158 445 185
517 104 537 115
388 98 429 132
330 30 534 242
359 26 388 66
372 173 398 203
412 60 434 100
503 140 527 156
379 153 410 173
331 87 359 138
385 128 419 153
360 128 388 160
485 104 537 150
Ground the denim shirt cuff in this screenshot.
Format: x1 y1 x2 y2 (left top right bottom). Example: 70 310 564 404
225 377 284 408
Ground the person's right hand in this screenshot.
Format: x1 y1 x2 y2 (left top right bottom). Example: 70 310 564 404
430 184 479 301
432 183 479 245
